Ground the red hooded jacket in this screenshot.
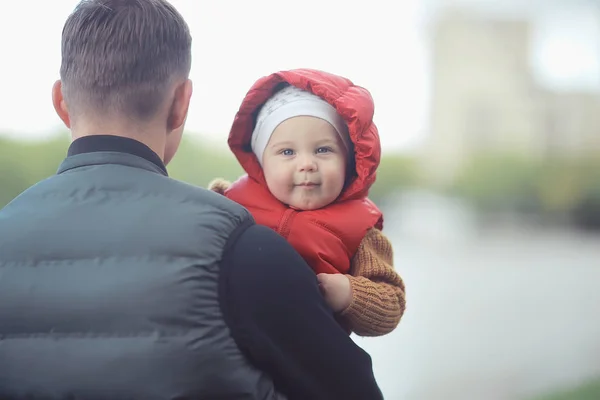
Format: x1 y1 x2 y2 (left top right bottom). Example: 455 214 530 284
224 69 383 275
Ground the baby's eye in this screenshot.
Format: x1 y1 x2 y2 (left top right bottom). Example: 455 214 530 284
281 149 294 156
316 147 332 154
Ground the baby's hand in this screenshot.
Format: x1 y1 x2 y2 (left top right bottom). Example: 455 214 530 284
317 273 352 313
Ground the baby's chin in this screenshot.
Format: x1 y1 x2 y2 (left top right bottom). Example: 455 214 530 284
272 188 342 211
286 197 335 211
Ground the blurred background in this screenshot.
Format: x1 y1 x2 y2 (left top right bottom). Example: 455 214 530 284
1 0 599 399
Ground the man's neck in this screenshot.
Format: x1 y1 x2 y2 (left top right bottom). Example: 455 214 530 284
67 135 168 176
70 129 166 162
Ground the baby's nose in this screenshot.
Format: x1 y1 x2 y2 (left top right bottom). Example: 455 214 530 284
298 156 317 172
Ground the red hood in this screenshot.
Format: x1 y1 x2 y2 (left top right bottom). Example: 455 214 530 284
227 68 381 202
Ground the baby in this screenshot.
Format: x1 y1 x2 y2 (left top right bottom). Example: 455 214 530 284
210 69 405 336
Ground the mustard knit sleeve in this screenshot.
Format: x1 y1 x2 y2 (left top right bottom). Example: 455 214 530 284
207 178 231 194
339 228 406 337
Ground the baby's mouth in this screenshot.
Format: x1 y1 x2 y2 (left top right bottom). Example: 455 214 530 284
296 182 319 187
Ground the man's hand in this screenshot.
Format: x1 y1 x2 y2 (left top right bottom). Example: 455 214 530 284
317 273 352 313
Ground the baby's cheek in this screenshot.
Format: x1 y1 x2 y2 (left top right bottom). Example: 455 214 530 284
263 168 281 190
330 176 346 198
272 190 290 205
265 177 292 204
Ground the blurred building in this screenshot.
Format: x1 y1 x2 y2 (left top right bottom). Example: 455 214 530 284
423 8 600 184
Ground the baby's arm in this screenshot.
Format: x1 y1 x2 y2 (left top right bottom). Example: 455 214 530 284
340 228 406 337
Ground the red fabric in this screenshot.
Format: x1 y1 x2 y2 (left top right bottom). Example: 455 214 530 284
225 69 383 274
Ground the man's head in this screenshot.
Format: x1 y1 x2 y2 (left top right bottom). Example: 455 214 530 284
53 0 193 164
252 85 352 211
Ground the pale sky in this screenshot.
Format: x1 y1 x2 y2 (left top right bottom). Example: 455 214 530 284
0 1 598 153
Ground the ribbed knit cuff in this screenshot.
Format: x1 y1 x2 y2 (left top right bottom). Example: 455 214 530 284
339 275 402 337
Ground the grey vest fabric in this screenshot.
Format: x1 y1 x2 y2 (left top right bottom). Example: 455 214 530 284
0 152 282 400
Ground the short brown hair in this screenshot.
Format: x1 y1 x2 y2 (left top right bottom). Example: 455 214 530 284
60 0 192 120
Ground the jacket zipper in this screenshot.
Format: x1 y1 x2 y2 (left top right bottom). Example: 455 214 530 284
277 209 297 239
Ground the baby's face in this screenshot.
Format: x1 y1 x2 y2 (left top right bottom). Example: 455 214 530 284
262 116 348 211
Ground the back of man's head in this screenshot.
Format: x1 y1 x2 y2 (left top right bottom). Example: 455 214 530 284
60 0 192 123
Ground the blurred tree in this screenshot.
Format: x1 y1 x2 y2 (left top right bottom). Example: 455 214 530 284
1 134 598 231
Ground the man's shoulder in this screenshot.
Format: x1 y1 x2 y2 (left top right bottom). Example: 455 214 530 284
0 174 59 214
2 170 254 229
166 177 254 222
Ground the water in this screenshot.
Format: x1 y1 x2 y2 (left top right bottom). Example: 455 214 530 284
353 195 600 399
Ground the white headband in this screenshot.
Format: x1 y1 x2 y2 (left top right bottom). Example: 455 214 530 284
251 85 350 165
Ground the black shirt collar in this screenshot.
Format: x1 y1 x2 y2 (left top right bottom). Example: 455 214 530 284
67 135 168 176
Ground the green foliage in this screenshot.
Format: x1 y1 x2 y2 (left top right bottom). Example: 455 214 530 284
0 133 418 208
0 135 70 206
370 154 419 202
2 133 597 230
166 137 244 188
450 153 543 213
528 378 600 400
448 152 600 225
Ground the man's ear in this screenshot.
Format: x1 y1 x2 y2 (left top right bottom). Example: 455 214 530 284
52 80 71 129
167 79 193 133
